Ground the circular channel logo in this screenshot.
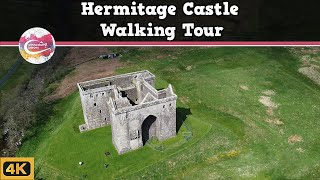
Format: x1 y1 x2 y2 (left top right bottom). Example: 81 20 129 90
19 27 55 64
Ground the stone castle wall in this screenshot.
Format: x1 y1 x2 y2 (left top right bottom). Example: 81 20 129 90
78 70 177 154
112 97 177 154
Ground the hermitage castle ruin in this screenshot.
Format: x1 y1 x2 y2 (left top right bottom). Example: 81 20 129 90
77 70 177 154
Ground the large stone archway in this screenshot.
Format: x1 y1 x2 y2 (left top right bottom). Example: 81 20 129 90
141 115 157 145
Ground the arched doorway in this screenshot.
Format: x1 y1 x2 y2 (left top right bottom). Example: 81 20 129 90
141 115 157 145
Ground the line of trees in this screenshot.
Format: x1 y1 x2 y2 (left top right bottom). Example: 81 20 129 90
0 48 70 156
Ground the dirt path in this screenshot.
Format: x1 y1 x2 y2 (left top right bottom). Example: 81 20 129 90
45 47 122 101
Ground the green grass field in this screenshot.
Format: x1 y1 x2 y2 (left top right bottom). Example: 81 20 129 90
0 47 33 90
18 47 320 179
0 47 20 78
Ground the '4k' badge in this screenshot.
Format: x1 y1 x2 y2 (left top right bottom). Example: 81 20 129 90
0 157 34 180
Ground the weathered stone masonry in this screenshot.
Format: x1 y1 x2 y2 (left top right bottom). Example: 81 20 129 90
78 70 177 154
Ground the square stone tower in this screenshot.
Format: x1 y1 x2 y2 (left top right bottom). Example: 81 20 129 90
77 70 177 154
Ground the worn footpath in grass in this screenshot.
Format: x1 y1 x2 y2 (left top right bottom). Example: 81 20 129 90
18 47 320 179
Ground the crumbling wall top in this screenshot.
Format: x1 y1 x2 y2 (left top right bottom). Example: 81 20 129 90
78 70 154 94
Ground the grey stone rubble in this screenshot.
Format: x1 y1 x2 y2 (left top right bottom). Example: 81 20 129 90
78 70 177 154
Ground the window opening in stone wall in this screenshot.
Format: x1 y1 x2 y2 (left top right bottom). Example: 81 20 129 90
130 130 140 140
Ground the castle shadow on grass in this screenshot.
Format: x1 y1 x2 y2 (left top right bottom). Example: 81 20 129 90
176 107 192 133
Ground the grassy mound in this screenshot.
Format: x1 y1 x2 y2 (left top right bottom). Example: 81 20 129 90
18 47 320 179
